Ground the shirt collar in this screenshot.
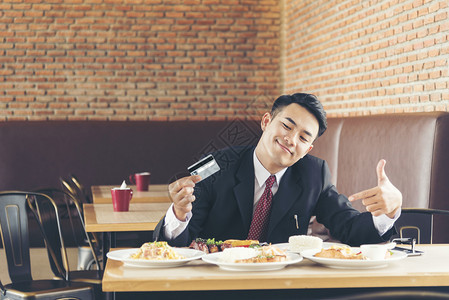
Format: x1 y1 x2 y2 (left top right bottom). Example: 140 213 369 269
253 150 288 188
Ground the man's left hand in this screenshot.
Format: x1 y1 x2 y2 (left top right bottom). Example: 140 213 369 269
349 159 402 219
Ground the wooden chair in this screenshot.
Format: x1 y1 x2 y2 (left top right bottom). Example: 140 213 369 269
28 189 103 299
0 191 95 300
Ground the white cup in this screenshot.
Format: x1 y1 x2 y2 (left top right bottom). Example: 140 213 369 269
360 244 388 260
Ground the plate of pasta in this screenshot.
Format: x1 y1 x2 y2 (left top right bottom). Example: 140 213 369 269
107 241 205 268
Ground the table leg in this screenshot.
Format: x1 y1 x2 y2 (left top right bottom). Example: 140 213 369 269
103 232 117 300
105 291 116 300
102 232 117 269
110 232 117 248
102 232 109 270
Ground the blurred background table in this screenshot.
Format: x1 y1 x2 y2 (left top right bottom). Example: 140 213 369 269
84 202 170 233
91 185 170 203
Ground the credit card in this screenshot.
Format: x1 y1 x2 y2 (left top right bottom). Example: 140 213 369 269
187 154 220 182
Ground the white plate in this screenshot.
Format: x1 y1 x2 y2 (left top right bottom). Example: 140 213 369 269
106 248 205 268
202 252 303 271
274 242 348 254
301 248 407 269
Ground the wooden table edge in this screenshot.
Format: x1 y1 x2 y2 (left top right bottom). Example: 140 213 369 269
103 268 449 292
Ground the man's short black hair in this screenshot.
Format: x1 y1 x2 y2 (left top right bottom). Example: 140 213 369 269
271 93 327 138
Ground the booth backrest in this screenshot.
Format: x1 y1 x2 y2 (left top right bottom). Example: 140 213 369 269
0 119 261 191
0 112 448 242
310 112 449 242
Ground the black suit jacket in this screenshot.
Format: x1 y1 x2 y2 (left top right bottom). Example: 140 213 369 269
154 146 395 247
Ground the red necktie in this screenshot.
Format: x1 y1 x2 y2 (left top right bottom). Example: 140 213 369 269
247 175 276 241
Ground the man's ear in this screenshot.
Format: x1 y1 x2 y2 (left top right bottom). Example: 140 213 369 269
261 112 272 131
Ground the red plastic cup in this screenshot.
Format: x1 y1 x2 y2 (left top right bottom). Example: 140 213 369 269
111 188 133 212
129 172 151 191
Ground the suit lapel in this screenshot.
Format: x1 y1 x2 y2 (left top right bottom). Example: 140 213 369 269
267 166 302 237
233 149 255 232
230 148 303 239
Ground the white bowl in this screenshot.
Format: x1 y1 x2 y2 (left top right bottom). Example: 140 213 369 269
360 244 389 260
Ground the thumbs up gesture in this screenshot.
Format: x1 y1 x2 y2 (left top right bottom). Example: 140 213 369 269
349 159 402 219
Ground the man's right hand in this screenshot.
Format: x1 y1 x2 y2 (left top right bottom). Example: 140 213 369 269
168 175 202 221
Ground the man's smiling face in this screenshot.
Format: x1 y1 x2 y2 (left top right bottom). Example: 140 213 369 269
255 103 319 174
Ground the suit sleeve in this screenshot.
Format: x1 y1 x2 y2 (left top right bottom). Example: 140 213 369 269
152 178 214 247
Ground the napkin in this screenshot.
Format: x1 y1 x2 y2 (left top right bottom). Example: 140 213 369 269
120 180 127 189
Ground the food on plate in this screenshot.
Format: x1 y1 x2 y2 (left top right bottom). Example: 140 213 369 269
219 247 257 263
189 238 223 253
221 239 260 249
189 238 259 253
384 250 393 259
288 235 323 252
130 241 185 260
314 245 366 260
219 244 287 263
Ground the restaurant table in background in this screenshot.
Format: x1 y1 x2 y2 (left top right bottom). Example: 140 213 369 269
102 244 449 299
91 185 170 204
83 202 171 269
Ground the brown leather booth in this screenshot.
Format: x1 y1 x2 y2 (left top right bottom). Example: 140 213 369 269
311 112 449 243
0 112 448 243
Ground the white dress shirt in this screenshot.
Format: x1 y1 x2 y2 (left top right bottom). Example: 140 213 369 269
163 150 399 239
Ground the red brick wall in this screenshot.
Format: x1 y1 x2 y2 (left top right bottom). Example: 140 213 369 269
0 0 281 121
284 0 449 117
3 1 447 121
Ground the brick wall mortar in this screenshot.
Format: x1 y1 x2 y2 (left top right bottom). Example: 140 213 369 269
284 0 449 116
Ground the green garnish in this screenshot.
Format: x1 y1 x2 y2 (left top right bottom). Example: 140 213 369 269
206 238 223 245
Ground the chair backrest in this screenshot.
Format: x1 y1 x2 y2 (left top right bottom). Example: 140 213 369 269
56 181 103 269
393 208 449 244
60 176 90 218
0 192 33 283
26 192 71 281
69 174 92 204
32 189 101 277
60 177 78 200
0 191 67 283
61 175 91 206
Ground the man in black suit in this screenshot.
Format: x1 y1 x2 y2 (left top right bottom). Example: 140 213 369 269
154 93 402 246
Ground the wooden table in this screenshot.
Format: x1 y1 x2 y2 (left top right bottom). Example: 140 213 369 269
102 244 449 298
84 202 171 233
91 185 170 204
